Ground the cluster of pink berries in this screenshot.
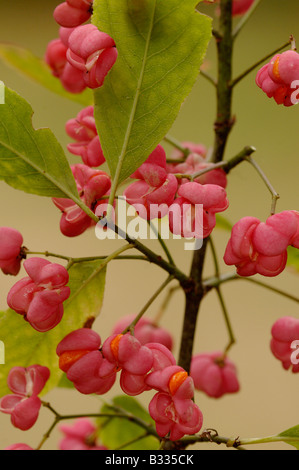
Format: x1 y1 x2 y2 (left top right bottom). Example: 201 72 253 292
256 50 299 107
0 229 72 332
0 365 50 431
56 328 203 440
7 257 70 332
66 106 105 167
126 143 229 236
204 0 255 16
224 211 299 277
0 306 240 444
45 1 117 92
53 164 111 237
57 125 230 240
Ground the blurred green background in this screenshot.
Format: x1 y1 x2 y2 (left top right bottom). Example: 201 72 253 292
1 0 299 450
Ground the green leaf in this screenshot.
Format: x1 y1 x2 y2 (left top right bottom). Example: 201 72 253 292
0 44 93 106
93 0 212 186
0 86 80 200
278 425 299 450
287 246 299 273
98 396 159 450
0 260 106 396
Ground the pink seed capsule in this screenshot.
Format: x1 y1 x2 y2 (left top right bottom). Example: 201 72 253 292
0 227 24 276
224 211 299 277
190 352 240 398
256 50 299 107
0 365 50 431
66 107 105 167
7 258 70 332
147 365 203 440
54 1 92 28
67 24 118 89
45 38 87 94
169 182 229 239
53 165 111 237
57 329 116 395
124 145 178 220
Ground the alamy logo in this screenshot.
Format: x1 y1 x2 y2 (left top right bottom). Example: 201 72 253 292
0 81 4 105
0 341 5 365
291 340 299 365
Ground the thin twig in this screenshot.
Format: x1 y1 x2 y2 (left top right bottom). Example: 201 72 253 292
122 276 175 334
230 39 291 88
115 432 150 450
163 134 191 158
200 69 217 87
204 272 299 305
209 238 236 353
147 220 176 265
246 155 280 215
153 284 181 325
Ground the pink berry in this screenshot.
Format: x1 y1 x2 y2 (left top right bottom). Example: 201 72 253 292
59 418 107 450
57 329 116 395
0 365 50 431
224 211 299 277
66 107 105 167
45 39 68 78
124 145 178 220
147 366 203 440
252 211 299 257
7 258 70 332
271 316 299 373
170 141 207 162
167 141 227 188
45 38 87 94
0 227 24 276
190 352 240 398
120 342 176 396
60 62 87 93
256 51 299 107
67 24 118 89
172 153 227 188
102 334 154 376
268 51 299 86
149 391 203 441
169 182 229 239
53 165 111 237
59 27 77 47
54 1 93 28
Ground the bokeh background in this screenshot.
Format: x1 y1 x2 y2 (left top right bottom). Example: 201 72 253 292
1 0 299 450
